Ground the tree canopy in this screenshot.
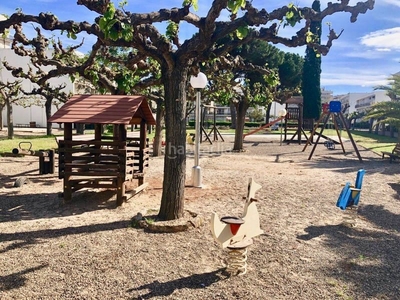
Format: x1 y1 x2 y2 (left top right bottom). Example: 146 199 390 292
374 73 400 101
364 73 400 140
206 38 302 150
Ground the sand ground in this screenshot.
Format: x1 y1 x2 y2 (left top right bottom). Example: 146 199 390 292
1 132 400 299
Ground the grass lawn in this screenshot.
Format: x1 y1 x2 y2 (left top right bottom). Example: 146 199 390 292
0 135 59 154
325 129 397 155
0 129 397 156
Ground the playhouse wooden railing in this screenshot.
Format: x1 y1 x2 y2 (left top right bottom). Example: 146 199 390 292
58 136 149 205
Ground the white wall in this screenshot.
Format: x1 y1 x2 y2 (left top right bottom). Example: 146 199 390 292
346 93 370 114
373 90 391 103
0 49 74 128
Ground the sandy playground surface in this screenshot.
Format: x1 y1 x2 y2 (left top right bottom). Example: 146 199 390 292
1 132 400 299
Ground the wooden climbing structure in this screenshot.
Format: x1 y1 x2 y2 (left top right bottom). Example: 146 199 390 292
283 96 310 144
49 94 156 206
302 101 362 162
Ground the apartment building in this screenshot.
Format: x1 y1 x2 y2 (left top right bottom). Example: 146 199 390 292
335 93 365 114
321 87 333 103
354 90 390 114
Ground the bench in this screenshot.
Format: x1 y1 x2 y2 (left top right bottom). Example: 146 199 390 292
382 143 400 163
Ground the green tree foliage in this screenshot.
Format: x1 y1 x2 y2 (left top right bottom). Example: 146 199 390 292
364 73 400 140
225 39 303 125
374 73 400 101
278 52 303 100
302 0 322 120
204 38 282 150
364 101 400 134
248 108 265 122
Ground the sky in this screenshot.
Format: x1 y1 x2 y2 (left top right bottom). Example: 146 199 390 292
1 0 399 96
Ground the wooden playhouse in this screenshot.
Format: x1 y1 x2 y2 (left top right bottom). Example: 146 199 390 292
49 95 156 206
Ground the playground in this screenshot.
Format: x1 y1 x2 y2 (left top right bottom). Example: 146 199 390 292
1 134 400 299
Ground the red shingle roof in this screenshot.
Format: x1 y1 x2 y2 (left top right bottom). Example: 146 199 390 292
49 95 156 125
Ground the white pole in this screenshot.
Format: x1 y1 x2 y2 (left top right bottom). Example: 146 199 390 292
192 89 202 187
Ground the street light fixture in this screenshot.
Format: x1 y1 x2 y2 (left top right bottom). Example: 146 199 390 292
190 72 208 187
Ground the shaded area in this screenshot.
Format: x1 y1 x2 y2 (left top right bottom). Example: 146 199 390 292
298 205 400 298
128 269 227 299
359 204 400 233
0 219 130 254
388 182 400 201
0 156 58 190
0 189 118 223
0 264 48 292
0 158 38 179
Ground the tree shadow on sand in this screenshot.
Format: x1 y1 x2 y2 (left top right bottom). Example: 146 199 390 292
0 219 130 254
297 205 400 298
0 189 119 223
127 269 227 299
0 264 48 292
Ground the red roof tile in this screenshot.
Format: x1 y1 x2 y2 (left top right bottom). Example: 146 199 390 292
49 95 156 125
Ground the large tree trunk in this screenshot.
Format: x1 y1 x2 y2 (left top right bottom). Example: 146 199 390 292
230 101 237 129
158 67 188 220
374 121 379 134
368 118 374 134
380 122 385 136
76 123 85 134
0 104 4 131
45 97 52 135
233 100 249 151
265 102 272 124
152 98 165 157
390 125 395 138
6 99 13 139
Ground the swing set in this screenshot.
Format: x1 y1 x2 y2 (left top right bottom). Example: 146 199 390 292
302 101 362 162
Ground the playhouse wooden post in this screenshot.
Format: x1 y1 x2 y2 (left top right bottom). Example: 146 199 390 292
139 119 147 186
94 124 102 163
63 123 73 203
116 124 127 206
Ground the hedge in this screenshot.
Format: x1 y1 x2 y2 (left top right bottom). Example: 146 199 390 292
187 121 264 128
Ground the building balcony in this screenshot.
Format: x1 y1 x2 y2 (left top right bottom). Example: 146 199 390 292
355 102 373 109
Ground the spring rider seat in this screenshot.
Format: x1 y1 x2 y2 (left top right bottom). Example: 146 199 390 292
210 178 263 275
336 169 365 226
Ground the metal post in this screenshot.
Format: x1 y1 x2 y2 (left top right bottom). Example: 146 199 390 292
192 89 202 187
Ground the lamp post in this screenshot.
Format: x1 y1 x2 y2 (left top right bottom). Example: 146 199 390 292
190 72 208 187
278 108 287 146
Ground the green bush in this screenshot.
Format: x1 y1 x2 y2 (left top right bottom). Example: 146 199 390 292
188 121 232 127
188 121 268 128
244 122 263 128
216 121 231 127
105 124 113 133
353 121 370 129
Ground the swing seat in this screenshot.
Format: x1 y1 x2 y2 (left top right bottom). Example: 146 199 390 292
324 140 335 150
336 169 365 210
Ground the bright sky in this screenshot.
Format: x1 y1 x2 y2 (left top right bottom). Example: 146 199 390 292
1 0 399 96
